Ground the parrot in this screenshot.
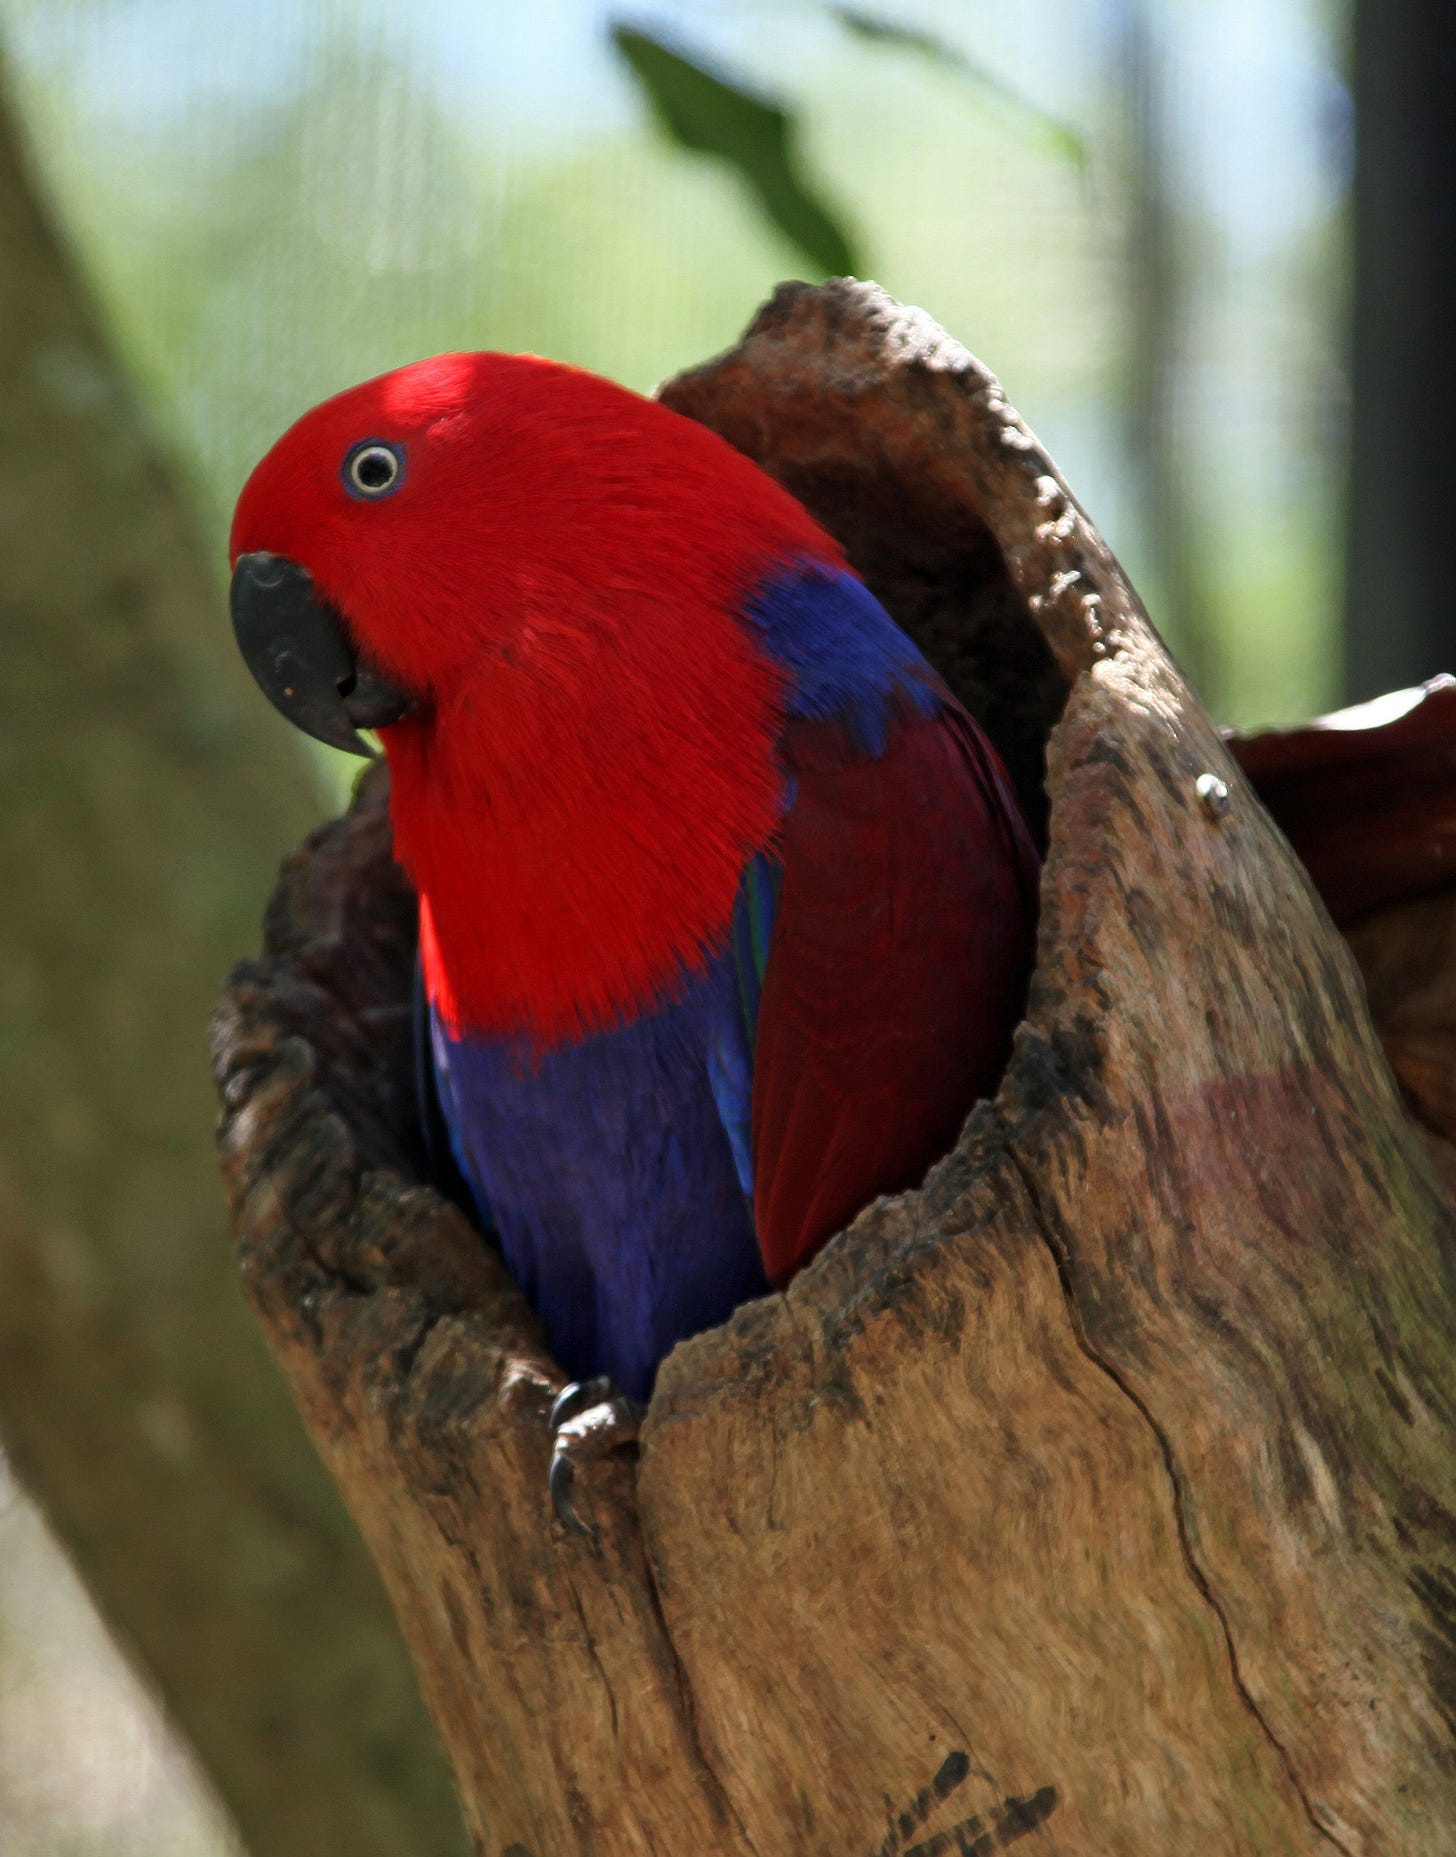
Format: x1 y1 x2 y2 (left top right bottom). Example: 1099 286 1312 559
228 350 1040 1526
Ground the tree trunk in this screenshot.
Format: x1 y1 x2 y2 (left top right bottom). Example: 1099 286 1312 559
0 61 466 1857
213 280 1456 1855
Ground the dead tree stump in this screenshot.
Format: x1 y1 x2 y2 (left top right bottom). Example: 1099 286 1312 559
211 281 1456 1856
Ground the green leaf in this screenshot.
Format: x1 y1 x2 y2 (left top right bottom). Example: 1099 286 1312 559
610 23 861 277
830 7 1088 173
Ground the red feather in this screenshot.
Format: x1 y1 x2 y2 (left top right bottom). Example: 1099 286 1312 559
751 707 1039 1284
230 353 846 1042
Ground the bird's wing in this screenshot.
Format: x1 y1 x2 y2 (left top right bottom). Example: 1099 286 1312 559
745 702 1039 1286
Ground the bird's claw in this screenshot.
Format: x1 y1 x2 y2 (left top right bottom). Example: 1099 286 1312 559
550 1376 614 1433
549 1379 643 1538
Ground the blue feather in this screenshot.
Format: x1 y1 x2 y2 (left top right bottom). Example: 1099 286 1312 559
709 848 780 1197
432 947 768 1401
743 560 941 751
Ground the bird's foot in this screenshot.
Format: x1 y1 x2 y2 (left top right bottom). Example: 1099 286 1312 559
549 1378 644 1538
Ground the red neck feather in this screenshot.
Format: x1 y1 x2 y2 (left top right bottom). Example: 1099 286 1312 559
391 587 789 1043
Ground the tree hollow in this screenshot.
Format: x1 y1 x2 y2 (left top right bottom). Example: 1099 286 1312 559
213 281 1456 1856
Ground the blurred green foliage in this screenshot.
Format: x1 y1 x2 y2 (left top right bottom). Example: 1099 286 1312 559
1 0 1351 745
612 23 860 275
0 0 1343 737
3 8 1115 563
829 7 1088 173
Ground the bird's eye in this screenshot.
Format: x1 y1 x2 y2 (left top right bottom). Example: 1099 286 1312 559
343 441 404 499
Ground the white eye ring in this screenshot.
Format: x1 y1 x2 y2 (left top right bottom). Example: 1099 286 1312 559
344 441 404 498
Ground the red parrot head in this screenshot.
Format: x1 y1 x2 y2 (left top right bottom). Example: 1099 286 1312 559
229 350 835 752
228 351 844 1040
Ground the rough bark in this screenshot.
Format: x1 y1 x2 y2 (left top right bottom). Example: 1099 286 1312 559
0 64 465 1857
214 280 1456 1855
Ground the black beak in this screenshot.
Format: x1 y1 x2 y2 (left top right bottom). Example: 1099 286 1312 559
230 552 415 759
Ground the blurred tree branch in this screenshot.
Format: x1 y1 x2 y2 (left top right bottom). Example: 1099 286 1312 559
1346 0 1456 698
1118 0 1217 702
0 55 465 1857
